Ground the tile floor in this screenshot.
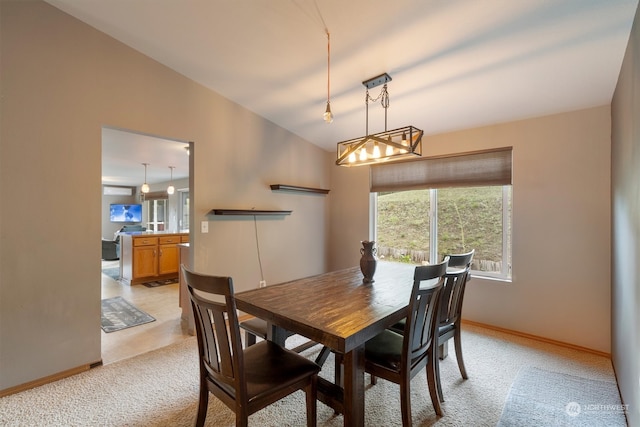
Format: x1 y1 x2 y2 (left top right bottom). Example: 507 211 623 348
101 260 191 365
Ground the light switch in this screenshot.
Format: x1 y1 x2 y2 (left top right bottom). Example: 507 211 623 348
201 221 209 233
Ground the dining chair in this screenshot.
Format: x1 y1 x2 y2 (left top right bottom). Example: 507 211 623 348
390 249 474 402
432 249 474 400
335 259 448 425
182 266 321 427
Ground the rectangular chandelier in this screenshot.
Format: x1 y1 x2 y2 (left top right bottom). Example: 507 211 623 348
336 125 423 166
335 73 424 167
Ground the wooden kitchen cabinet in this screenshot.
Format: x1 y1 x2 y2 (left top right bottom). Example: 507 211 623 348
120 232 188 285
133 245 158 279
158 236 181 275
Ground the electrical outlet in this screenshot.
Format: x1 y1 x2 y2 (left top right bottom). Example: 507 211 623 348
259 280 266 288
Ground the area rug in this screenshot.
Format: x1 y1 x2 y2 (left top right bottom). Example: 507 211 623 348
143 278 178 288
497 366 627 426
101 296 155 333
101 267 120 281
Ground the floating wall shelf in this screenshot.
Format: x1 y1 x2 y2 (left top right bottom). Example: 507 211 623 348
270 184 330 194
210 209 292 216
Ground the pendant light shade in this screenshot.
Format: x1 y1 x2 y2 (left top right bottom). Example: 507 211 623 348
141 163 150 193
167 166 175 195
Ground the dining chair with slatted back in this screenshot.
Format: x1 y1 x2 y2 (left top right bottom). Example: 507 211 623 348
336 259 447 425
389 249 474 402
437 249 475 354
433 249 474 400
182 266 321 427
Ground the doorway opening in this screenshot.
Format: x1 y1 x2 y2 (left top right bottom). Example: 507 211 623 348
101 126 192 364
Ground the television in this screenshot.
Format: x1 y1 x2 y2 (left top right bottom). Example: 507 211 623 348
110 203 143 223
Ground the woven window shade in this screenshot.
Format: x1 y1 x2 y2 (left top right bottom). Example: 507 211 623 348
370 147 512 192
143 191 168 201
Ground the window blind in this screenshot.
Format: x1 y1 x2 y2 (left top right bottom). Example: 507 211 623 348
370 147 512 192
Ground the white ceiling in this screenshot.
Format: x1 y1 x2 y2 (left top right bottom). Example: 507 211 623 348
46 0 638 185
101 128 189 187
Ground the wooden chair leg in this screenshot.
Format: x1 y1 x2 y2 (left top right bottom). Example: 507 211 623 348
305 376 318 427
427 355 443 416
196 378 209 427
371 374 377 385
435 350 444 402
236 411 249 427
400 379 412 427
454 328 468 379
438 341 448 360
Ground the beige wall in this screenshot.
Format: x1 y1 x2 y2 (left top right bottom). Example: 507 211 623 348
0 1 330 391
329 106 612 353
328 164 372 270
611 1 640 424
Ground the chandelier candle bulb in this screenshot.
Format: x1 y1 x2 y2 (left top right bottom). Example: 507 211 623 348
373 142 381 158
386 143 394 156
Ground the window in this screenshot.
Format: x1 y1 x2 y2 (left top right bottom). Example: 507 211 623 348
371 147 512 280
178 190 190 232
375 189 432 264
145 199 166 231
375 186 511 279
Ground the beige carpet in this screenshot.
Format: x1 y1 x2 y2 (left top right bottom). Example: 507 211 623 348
0 324 619 426
497 366 626 426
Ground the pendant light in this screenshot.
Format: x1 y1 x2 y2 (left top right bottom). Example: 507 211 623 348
323 30 333 123
167 166 175 195
141 163 150 194
335 73 423 167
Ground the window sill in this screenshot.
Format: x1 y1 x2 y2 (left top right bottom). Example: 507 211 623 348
469 273 512 283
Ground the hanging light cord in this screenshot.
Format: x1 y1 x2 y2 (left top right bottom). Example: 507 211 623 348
319 0 331 120
253 215 265 281
326 30 331 106
299 0 333 122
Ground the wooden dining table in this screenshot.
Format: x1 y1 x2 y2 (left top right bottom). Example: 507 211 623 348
234 261 416 427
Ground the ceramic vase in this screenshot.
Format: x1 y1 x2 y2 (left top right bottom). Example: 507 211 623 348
360 240 377 283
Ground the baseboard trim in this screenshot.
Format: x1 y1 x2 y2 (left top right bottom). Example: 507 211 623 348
0 363 93 398
462 319 611 358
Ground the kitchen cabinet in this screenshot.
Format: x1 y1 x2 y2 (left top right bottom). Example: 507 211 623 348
120 232 189 285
